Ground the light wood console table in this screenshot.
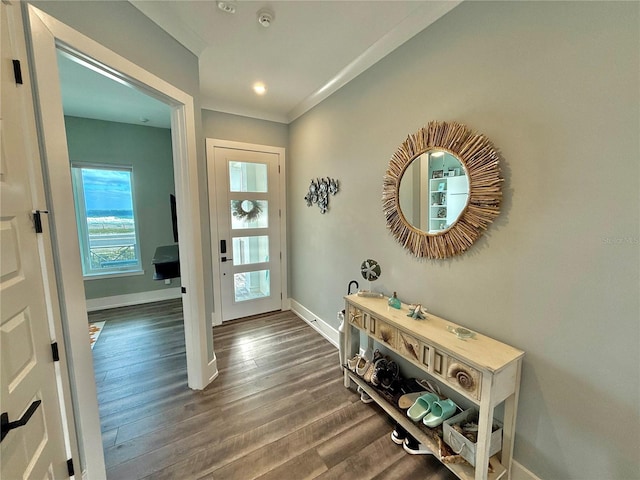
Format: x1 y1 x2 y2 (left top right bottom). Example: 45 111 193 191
343 294 524 480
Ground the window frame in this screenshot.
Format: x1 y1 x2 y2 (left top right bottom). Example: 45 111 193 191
71 163 144 278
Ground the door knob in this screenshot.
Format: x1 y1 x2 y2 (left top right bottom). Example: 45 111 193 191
1 400 41 443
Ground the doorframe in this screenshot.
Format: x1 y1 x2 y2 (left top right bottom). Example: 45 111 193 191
206 139 288 326
25 5 216 478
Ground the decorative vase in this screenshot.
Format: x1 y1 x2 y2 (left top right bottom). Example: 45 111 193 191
388 292 401 309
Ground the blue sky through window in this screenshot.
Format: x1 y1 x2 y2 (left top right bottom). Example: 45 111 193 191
81 168 133 211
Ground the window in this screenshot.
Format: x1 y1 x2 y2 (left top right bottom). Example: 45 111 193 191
71 165 142 277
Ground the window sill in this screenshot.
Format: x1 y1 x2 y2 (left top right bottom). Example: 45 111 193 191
83 270 145 281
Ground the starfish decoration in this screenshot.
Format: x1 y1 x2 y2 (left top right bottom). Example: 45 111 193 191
407 304 426 320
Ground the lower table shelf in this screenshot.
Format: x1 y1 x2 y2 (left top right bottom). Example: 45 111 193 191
345 371 507 480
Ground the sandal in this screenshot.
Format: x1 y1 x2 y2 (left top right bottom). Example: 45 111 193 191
406 392 439 421
422 398 459 428
398 391 429 410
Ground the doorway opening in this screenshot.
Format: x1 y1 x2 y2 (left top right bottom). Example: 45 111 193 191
26 5 215 476
56 48 186 465
207 139 288 325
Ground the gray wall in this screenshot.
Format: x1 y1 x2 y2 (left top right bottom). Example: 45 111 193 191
288 2 639 479
64 116 177 299
202 109 288 148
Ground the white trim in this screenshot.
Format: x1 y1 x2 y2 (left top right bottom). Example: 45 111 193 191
83 270 145 280
208 355 219 384
85 288 182 312
289 298 339 349
205 139 288 326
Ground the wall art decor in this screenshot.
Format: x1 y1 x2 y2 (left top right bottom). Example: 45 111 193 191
360 258 381 281
304 177 339 214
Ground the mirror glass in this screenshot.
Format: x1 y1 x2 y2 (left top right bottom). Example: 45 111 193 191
398 150 469 234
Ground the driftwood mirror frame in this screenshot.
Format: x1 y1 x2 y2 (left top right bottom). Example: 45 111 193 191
382 121 502 259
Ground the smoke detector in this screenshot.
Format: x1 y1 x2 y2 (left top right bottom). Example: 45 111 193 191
257 9 274 28
217 1 236 14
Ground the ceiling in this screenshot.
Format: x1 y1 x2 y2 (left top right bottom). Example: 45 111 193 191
58 50 172 129
59 1 460 127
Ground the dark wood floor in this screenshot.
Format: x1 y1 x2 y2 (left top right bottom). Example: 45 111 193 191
90 299 455 479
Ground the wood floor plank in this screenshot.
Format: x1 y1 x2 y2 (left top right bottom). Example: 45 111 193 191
248 448 328 480
112 364 339 445
104 388 316 468
108 388 357 480
372 453 456 480
97 368 187 404
314 406 395 468
204 401 381 480
91 301 455 480
148 398 372 480
314 432 408 480
99 383 194 433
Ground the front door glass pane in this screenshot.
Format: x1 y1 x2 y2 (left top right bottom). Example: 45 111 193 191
232 236 269 266
234 270 270 302
229 161 268 193
231 200 268 229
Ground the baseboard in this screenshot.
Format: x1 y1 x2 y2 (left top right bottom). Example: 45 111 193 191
511 460 541 480
289 298 339 348
85 287 182 312
207 355 219 384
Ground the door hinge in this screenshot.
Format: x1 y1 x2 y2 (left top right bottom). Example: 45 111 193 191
67 458 74 477
13 60 23 85
51 342 60 362
278 165 280 174
279 209 281 218
181 286 186 294
32 210 49 234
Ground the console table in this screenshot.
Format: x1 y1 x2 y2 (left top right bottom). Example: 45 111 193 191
342 294 524 480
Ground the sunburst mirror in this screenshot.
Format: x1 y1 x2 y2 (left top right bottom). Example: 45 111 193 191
382 121 502 258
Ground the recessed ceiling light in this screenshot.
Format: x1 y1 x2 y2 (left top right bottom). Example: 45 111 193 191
253 83 267 95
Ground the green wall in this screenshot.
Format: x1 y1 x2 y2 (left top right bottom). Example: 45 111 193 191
288 2 639 479
64 116 177 299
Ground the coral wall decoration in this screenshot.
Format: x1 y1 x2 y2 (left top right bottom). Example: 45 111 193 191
304 177 339 213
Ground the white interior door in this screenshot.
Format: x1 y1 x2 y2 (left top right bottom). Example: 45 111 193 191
212 146 282 321
1 2 68 478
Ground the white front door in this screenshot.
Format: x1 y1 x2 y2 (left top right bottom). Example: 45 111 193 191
0 2 68 478
211 145 283 321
